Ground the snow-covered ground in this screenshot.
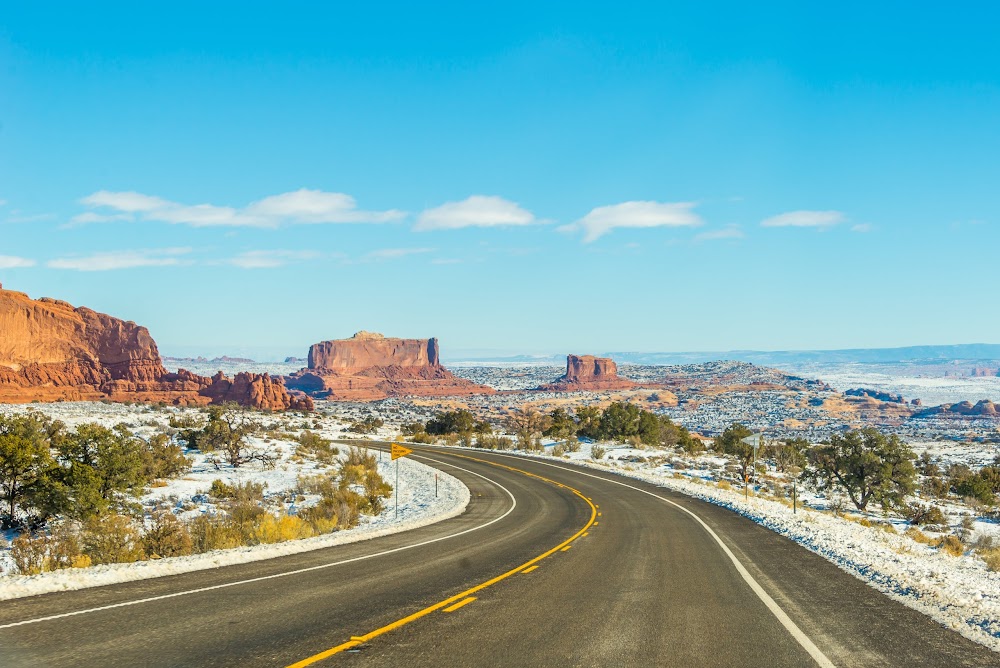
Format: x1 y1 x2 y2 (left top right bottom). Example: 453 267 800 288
457 439 1000 652
0 403 470 600
787 364 1000 406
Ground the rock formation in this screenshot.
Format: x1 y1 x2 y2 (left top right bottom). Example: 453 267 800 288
538 355 637 391
915 399 999 418
286 331 493 401
0 285 311 411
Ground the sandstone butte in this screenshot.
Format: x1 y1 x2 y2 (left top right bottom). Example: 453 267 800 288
0 284 312 411
539 354 638 392
285 331 494 401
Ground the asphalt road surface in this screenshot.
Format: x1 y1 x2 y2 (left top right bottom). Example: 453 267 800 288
1 444 997 667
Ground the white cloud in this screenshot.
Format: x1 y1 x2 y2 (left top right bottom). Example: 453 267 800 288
47 248 192 271
695 225 745 242
81 191 169 213
761 210 844 228
563 201 702 243
226 250 322 269
850 223 873 233
77 189 404 228
363 247 434 261
414 196 536 231
0 199 7 207
0 255 36 269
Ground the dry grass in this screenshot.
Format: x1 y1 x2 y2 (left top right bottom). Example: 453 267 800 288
937 535 965 557
905 526 935 545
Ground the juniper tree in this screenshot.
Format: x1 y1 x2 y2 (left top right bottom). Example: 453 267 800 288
806 427 916 512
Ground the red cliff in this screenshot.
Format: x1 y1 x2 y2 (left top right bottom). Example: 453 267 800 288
0 285 310 411
539 354 636 391
287 331 493 400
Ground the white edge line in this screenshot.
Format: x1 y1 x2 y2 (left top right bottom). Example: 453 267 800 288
455 449 837 668
0 457 515 631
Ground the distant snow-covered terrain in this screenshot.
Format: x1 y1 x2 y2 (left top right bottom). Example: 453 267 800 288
788 363 1000 405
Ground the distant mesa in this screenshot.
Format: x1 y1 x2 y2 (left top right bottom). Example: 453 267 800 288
284 356 307 364
285 331 494 401
845 388 906 404
0 284 311 411
164 355 257 365
538 354 637 391
915 399 999 418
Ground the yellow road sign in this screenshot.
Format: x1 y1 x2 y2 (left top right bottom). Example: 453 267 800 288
391 443 413 460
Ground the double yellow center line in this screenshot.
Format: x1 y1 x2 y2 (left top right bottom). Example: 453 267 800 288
286 451 598 667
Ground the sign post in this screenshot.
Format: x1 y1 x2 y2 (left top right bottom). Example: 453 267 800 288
740 433 765 501
390 443 413 519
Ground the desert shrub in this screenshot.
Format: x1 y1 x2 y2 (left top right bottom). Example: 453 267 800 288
142 433 192 480
565 439 581 453
904 503 947 527
905 526 935 544
408 432 436 444
168 413 202 429
81 514 145 565
957 515 976 543
717 480 732 491
348 417 383 434
552 443 566 457
253 514 315 544
46 523 88 570
937 534 965 557
591 445 607 460
475 435 512 450
10 533 47 575
296 431 339 464
209 479 266 503
189 514 244 553
143 512 194 558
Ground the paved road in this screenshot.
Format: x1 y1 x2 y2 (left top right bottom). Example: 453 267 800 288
1 445 997 667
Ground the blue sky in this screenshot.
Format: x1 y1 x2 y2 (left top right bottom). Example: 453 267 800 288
1 2 998 359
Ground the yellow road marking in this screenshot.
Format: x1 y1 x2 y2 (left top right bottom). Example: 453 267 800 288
521 565 539 574
582 532 589 537
560 545 572 552
598 512 602 517
443 597 477 613
285 450 598 668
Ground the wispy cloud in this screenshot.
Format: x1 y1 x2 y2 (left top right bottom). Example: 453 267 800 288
560 201 702 243
47 248 192 271
414 196 536 231
75 189 405 228
761 210 844 228
362 247 434 262
225 250 324 269
850 223 873 233
695 225 745 242
0 255 36 269
0 199 7 207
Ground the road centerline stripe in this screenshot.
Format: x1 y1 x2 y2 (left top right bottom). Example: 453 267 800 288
285 451 598 667
471 450 837 668
442 597 477 613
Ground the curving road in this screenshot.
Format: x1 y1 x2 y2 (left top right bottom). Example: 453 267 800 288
1 444 997 668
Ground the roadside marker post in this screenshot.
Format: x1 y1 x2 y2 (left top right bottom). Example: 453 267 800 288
391 443 413 519
740 433 765 501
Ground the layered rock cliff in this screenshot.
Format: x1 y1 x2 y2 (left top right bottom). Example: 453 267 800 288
287 331 493 400
0 285 310 411
539 354 637 391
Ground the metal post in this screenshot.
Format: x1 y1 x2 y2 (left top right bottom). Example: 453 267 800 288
395 458 399 519
793 481 797 514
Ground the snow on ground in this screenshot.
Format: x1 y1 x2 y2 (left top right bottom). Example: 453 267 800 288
0 403 470 601
457 439 1000 652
